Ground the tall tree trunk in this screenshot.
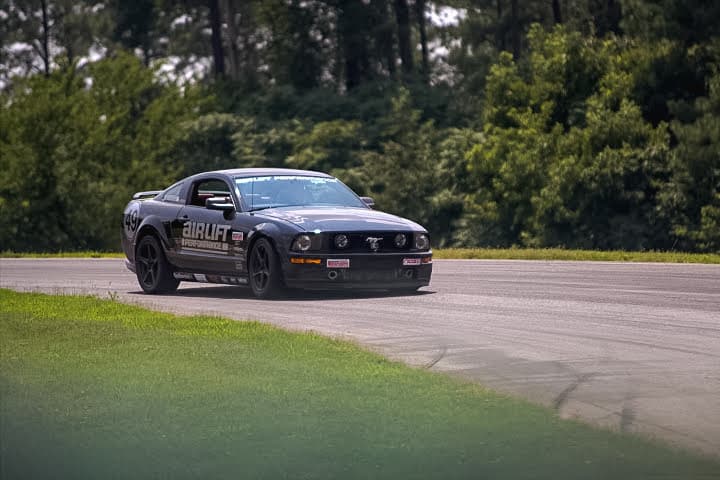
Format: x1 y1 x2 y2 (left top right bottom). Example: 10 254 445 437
238 0 259 88
337 2 362 91
377 1 396 78
54 7 75 66
510 0 520 59
606 0 622 34
208 0 225 78
552 0 563 24
496 0 505 51
394 0 413 76
338 0 373 90
221 0 241 81
592 0 622 36
40 0 50 76
415 0 429 82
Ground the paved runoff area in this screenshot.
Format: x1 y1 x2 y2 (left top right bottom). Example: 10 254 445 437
2 258 719 456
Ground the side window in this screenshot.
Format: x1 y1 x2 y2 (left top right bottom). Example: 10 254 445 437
160 182 185 204
190 179 233 207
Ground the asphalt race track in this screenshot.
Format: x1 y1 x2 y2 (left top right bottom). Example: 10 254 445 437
2 258 719 456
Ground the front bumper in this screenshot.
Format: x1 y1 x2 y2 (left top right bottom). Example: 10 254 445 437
281 252 432 290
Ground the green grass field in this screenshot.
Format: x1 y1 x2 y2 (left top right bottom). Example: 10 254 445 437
1 290 717 479
3 248 719 263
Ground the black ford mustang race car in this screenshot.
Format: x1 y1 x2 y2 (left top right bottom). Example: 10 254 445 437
122 168 432 298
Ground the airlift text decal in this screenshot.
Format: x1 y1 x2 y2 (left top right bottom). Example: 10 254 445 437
181 222 231 252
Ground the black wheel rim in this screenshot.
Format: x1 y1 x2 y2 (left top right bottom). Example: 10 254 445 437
250 243 271 291
137 241 159 288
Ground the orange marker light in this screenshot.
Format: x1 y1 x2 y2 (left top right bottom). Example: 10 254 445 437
290 257 322 265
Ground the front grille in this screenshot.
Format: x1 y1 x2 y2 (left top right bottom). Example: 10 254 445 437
329 232 412 253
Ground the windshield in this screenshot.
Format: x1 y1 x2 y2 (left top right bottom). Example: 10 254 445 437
235 175 366 211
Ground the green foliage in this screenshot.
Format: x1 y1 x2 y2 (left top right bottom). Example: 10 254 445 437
173 113 242 176
3 1 720 253
663 63 720 251
231 117 308 168
0 53 205 252
534 99 671 250
286 120 363 172
621 0 720 46
341 89 458 245
460 26 688 250
355 92 437 214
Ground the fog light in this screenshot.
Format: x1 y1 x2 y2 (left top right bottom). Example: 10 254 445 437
334 234 349 249
292 234 312 251
394 233 407 248
414 233 429 250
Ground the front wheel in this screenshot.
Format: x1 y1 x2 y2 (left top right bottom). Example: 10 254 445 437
248 238 284 299
135 235 179 294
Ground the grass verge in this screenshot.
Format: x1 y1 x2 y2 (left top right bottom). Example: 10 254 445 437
1 289 717 479
3 248 720 263
0 250 124 258
434 247 720 264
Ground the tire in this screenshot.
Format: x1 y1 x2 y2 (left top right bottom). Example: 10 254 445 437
135 235 180 294
248 238 284 299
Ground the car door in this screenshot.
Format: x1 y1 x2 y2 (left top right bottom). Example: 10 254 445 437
171 177 249 276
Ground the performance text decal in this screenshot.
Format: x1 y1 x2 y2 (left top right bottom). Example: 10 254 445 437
181 222 231 252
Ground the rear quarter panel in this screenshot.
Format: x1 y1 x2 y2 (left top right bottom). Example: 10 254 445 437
121 199 182 264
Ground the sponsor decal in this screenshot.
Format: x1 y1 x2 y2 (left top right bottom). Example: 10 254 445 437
402 258 421 266
173 272 195 280
327 259 350 268
183 221 231 241
194 273 207 282
232 231 244 242
123 204 140 238
181 221 231 252
181 238 229 251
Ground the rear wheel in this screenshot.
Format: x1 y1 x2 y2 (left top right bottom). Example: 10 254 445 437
248 238 284 299
135 235 179 294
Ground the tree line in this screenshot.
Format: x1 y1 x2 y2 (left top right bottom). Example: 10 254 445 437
1 0 718 252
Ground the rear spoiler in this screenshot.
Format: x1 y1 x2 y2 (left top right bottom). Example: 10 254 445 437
132 190 162 200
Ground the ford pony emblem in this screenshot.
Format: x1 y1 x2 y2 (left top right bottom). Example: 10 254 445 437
366 236 383 251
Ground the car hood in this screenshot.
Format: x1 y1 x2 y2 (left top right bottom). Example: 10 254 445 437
257 206 425 232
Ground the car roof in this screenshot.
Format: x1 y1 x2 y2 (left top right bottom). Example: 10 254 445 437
212 168 332 178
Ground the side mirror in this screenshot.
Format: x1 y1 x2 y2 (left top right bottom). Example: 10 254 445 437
360 196 375 208
206 197 235 212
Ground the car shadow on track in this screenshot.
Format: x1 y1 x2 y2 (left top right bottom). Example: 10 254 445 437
128 285 435 301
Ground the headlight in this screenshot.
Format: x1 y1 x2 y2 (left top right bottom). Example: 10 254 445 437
292 234 312 252
394 233 407 248
414 233 430 250
334 234 349 249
